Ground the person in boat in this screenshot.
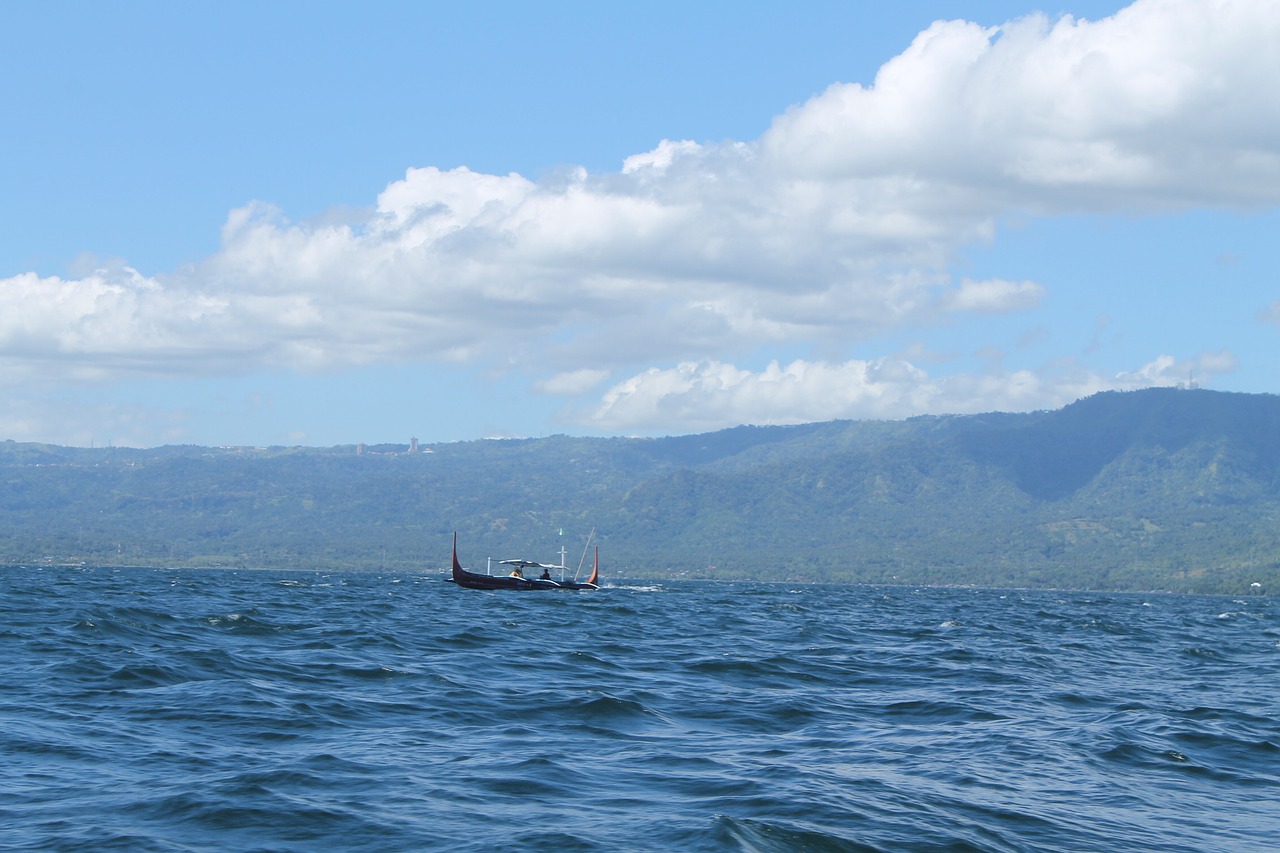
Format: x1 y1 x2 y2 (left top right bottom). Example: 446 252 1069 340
509 567 524 578
540 568 552 580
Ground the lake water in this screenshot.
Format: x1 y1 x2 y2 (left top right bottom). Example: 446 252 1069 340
2 566 1278 851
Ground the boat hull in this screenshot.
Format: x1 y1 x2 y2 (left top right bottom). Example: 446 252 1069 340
449 568 562 591
449 533 600 591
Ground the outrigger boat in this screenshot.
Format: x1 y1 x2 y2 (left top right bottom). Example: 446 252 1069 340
448 532 601 591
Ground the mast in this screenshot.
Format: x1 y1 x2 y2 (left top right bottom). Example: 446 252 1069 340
575 527 596 581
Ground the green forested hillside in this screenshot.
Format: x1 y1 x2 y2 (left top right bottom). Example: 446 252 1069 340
3 388 1278 594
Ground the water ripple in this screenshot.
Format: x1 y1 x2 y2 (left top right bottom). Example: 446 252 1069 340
2 567 1278 851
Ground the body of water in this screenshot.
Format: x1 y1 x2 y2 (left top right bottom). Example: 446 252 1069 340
2 566 1278 851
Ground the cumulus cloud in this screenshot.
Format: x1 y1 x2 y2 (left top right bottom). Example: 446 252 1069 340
586 350 1239 433
762 0 1280 208
941 278 1045 314
536 368 611 396
2 0 1276 437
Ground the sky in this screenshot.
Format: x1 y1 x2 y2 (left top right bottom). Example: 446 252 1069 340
3 0 1279 448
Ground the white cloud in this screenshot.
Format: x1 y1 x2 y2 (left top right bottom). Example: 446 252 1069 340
586 350 1239 433
1115 349 1238 385
762 0 1280 209
2 0 1275 438
622 139 703 174
536 368 611 396
942 278 1046 314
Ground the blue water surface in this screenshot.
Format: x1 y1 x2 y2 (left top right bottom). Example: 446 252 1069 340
2 566 1278 851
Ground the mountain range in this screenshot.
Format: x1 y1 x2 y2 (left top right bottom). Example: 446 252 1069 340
3 387 1277 594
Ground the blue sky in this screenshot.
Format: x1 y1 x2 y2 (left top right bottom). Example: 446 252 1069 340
3 0 1278 448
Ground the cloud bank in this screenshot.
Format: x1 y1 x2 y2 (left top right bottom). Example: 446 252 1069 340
587 350 1238 433
3 0 1276 438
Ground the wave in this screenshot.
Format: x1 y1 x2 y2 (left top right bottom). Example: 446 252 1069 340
3 568 1278 851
